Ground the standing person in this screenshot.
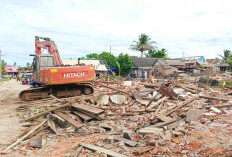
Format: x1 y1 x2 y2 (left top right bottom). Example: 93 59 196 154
17 74 20 81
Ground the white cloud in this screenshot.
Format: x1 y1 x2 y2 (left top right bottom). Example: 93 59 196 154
0 0 232 66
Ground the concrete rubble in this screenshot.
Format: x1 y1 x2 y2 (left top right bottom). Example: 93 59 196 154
2 76 232 156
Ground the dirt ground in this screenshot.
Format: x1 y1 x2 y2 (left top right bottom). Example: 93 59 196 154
0 80 29 148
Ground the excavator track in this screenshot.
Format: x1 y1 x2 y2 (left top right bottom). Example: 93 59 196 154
19 83 94 101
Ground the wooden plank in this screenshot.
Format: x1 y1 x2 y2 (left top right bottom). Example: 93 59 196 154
206 103 232 109
1 120 47 154
79 142 128 157
50 94 65 103
73 146 83 157
27 125 49 139
156 114 172 122
200 95 230 101
72 111 93 121
147 96 168 110
72 103 104 115
154 102 164 115
165 96 199 116
146 92 159 107
142 83 158 88
154 117 182 128
175 84 197 93
76 110 103 120
47 115 57 134
100 84 131 96
24 103 70 122
105 113 135 116
158 85 178 100
113 136 138 147
55 112 83 128
132 92 143 103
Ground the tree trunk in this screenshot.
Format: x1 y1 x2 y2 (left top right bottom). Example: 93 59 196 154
141 51 143 58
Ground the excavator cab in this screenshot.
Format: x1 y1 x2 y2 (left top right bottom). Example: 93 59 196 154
32 54 55 83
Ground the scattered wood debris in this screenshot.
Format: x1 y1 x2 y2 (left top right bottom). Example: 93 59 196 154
3 77 232 156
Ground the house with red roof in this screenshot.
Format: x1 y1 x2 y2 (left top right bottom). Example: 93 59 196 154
4 65 19 76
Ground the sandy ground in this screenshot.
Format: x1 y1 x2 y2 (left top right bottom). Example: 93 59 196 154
0 80 29 148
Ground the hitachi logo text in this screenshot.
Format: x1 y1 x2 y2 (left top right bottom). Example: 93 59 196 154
64 72 85 78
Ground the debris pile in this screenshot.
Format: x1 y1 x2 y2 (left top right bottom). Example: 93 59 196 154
2 77 232 156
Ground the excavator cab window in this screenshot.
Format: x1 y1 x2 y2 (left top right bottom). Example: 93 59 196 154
40 56 54 67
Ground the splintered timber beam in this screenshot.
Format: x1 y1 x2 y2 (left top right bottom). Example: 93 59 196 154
146 96 168 110
165 96 199 116
99 84 131 96
200 95 230 101
24 103 70 122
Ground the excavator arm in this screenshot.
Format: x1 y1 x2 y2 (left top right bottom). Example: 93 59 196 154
35 36 63 66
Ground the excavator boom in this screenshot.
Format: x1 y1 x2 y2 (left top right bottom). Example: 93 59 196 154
35 36 63 65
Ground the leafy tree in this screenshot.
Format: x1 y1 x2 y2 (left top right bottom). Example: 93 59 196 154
117 53 133 76
130 56 138 58
86 53 99 59
218 49 231 62
228 54 232 67
1 60 7 75
98 52 117 68
116 61 121 76
24 62 32 70
130 33 156 58
146 48 168 58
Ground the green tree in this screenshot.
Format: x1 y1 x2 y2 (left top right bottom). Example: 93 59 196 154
86 53 99 59
116 61 121 76
130 33 156 58
1 60 7 75
228 54 232 67
130 56 138 58
24 62 31 70
146 48 168 58
117 53 133 76
98 52 117 68
218 49 231 62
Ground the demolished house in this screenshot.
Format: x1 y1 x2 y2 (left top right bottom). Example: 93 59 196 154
182 56 221 75
153 59 178 78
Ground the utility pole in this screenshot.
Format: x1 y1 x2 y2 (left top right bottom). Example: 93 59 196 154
182 52 184 61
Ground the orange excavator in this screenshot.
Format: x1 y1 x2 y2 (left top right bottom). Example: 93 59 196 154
19 36 95 101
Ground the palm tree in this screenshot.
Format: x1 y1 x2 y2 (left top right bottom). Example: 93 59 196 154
130 34 156 58
218 49 231 62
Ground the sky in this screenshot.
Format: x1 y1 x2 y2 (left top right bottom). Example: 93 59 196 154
0 0 232 66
